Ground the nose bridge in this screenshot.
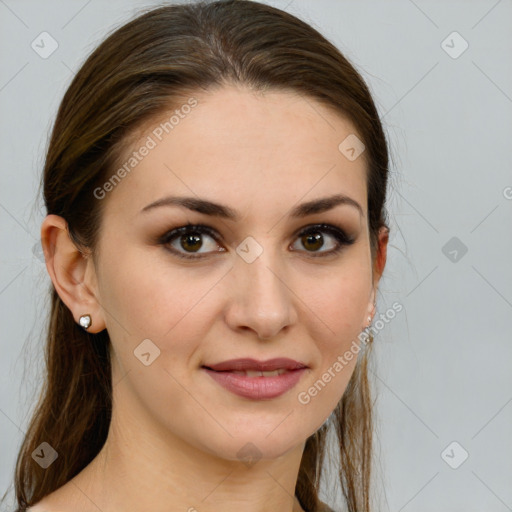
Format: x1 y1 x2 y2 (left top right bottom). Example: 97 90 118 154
228 236 295 339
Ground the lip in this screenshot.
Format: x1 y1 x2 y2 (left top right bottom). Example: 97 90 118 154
203 357 308 372
202 358 309 400
203 367 307 400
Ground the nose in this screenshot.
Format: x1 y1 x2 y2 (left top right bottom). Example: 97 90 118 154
224 249 297 341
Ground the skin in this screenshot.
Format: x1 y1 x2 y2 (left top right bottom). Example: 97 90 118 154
33 84 388 512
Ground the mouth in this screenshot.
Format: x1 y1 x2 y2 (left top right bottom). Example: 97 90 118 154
201 358 309 400
203 357 308 372
214 368 288 377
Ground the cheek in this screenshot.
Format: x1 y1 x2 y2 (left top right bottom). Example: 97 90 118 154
301 269 369 409
311 266 371 347
98 245 207 337
98 247 229 388
295 275 367 426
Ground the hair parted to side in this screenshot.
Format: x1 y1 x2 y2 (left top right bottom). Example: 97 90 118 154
7 1 390 511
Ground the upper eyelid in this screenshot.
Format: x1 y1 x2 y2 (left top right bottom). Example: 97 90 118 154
162 222 348 240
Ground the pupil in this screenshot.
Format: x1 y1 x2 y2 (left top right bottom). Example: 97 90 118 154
303 232 323 251
182 234 202 252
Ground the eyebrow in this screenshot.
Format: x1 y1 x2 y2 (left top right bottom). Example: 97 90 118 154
140 193 363 219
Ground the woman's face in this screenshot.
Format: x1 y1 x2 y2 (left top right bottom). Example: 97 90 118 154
90 84 382 461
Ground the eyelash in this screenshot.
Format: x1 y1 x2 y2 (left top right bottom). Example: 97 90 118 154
158 222 355 261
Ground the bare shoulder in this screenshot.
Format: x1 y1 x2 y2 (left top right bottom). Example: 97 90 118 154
25 496 64 512
25 463 100 512
26 500 76 512
24 487 79 512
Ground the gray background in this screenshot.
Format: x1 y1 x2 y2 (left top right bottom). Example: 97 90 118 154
1 0 511 510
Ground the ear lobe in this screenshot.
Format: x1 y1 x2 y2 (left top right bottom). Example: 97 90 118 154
40 214 106 333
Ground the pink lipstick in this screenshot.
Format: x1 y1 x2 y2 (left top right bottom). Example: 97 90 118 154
202 358 308 400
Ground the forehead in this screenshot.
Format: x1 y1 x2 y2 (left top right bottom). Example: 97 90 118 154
103 85 368 221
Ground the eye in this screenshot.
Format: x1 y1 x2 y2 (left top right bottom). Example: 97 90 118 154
159 223 225 260
159 222 355 260
291 223 355 257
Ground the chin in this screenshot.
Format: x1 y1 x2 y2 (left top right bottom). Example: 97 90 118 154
191 420 312 465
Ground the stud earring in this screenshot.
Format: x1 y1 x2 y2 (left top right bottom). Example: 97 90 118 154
79 314 92 330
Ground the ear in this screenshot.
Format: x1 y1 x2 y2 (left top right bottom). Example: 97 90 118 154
367 225 389 324
40 214 106 333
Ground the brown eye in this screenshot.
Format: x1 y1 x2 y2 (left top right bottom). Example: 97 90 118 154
180 233 203 253
159 222 355 261
160 224 224 260
292 224 355 257
300 232 324 252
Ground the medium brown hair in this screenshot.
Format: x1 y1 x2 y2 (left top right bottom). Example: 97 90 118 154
7 1 390 510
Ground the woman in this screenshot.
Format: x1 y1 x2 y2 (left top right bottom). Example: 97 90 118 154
9 1 390 511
